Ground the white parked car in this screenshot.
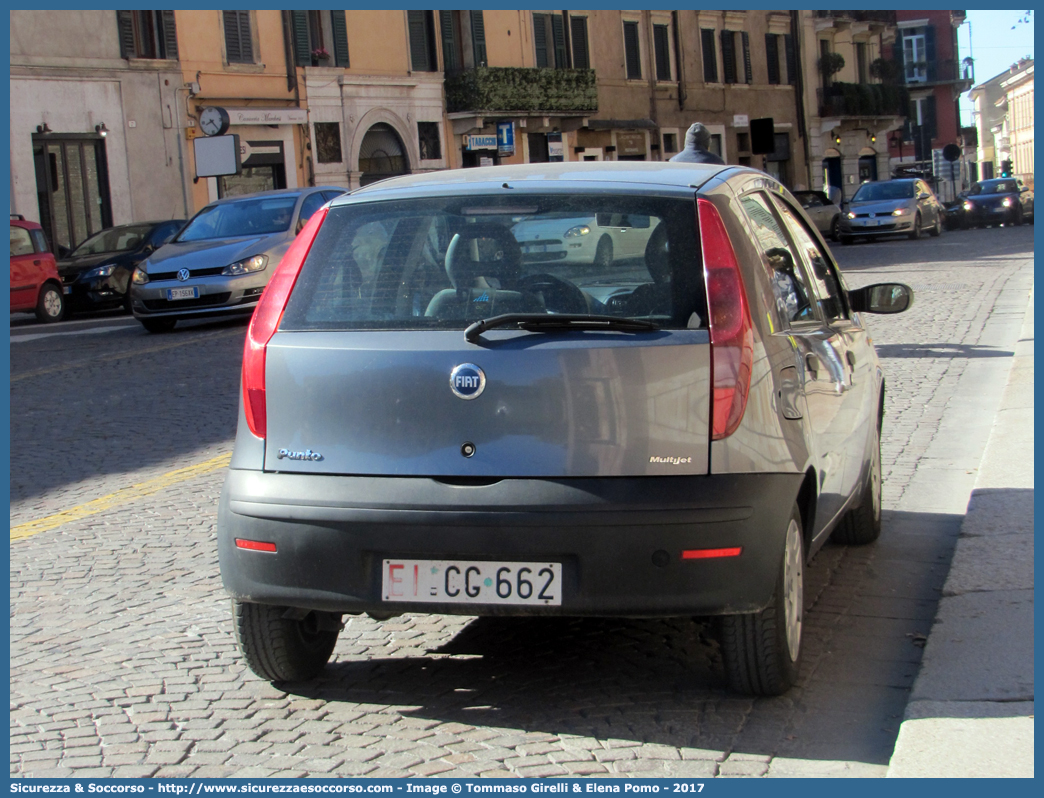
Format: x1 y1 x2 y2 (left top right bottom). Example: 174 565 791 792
511 212 657 268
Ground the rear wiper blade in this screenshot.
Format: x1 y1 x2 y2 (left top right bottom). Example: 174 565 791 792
465 313 659 343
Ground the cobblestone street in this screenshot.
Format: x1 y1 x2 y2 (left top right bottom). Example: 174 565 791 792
10 225 1034 778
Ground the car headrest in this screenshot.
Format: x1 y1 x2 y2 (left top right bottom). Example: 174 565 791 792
644 222 670 284
445 224 523 290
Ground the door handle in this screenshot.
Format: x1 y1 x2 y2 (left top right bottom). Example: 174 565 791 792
845 350 856 368
804 353 819 378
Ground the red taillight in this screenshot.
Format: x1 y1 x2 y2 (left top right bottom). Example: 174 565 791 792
682 546 743 560
698 198 754 440
235 538 277 553
242 206 329 439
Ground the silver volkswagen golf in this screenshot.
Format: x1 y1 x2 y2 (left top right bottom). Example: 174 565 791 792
129 187 345 333
217 163 912 695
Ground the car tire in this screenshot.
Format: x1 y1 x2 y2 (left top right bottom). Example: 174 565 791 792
929 215 942 237
140 318 177 334
908 214 922 240
35 283 65 323
832 419 883 545
719 505 804 696
233 600 340 682
830 216 840 241
594 236 613 269
840 234 853 246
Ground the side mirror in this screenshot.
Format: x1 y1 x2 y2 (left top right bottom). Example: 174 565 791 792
848 282 913 314
918 192 930 200
1020 186 1030 193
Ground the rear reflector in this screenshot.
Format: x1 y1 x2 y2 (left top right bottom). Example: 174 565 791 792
235 538 277 553
242 206 329 439
698 198 754 440
682 547 743 560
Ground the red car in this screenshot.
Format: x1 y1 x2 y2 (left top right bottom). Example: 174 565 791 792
10 215 64 323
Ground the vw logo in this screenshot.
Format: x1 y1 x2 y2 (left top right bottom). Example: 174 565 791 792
449 363 486 400
869 213 876 219
177 268 191 282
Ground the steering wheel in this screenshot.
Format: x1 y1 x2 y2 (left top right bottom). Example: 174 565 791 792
518 273 589 314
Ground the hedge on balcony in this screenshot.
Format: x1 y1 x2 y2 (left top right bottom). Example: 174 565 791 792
445 67 598 114
829 82 910 116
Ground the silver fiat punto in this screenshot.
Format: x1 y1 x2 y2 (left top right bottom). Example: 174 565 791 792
217 163 912 695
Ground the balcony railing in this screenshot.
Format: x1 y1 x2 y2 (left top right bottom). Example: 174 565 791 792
903 58 974 87
814 10 896 24
445 67 598 115
818 82 909 118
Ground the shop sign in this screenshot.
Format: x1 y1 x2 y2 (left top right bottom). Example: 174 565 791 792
547 132 564 161
224 107 308 126
616 132 646 156
463 135 498 151
733 114 749 127
496 121 515 156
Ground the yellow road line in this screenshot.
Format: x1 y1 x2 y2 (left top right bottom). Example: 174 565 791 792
11 328 244 383
10 452 233 541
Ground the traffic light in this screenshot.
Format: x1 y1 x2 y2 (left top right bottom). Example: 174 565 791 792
1000 160 1013 177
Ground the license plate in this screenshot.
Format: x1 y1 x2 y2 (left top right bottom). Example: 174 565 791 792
167 286 199 301
866 219 880 227
62 286 71 295
525 244 548 254
382 559 562 606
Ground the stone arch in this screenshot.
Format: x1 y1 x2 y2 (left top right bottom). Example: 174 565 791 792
347 109 414 186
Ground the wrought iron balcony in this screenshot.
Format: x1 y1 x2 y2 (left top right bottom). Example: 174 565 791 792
902 58 974 89
445 67 598 115
818 82 909 119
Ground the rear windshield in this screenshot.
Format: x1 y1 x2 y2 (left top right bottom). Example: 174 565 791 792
280 194 705 331
851 182 915 202
175 197 297 241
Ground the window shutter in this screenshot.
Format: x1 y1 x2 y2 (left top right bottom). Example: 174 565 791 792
701 29 717 83
721 30 736 84
288 10 309 66
331 10 349 68
407 10 429 71
742 32 752 84
784 33 796 85
160 11 179 60
924 25 937 82
551 13 566 69
570 16 589 70
925 95 937 140
117 10 136 59
654 25 670 81
440 11 459 72
893 29 905 77
623 21 641 80
533 14 548 68
470 10 487 68
765 33 780 84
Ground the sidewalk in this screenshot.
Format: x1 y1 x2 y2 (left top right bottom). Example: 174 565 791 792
887 288 1034 777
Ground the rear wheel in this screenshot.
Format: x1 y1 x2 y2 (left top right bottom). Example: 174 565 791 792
35 283 65 323
233 601 341 682
832 420 882 545
140 318 177 333
929 215 942 237
830 216 840 241
908 214 922 240
719 505 804 696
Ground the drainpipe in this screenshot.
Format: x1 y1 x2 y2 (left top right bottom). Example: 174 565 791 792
791 10 812 188
672 11 686 110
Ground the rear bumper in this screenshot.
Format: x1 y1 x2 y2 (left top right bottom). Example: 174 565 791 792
217 469 804 618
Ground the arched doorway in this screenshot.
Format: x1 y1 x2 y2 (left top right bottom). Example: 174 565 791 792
358 123 409 186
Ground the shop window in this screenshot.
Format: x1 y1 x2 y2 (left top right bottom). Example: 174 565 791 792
701 29 717 83
315 123 343 164
418 122 441 161
223 10 254 64
117 10 178 60
623 21 641 80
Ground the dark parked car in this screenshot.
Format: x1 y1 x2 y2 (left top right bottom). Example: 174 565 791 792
129 187 346 333
962 178 1034 228
57 220 185 314
10 215 64 323
217 163 913 696
942 191 970 230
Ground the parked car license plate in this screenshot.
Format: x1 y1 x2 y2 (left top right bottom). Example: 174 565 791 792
62 286 71 294
167 286 199 301
524 244 548 254
866 219 880 227
382 559 562 606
